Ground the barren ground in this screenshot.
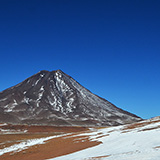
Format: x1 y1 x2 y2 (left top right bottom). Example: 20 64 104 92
0 124 100 160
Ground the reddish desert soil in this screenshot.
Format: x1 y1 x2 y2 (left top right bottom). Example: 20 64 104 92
0 125 101 160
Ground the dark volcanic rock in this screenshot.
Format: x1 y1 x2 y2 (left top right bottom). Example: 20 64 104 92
0 70 142 126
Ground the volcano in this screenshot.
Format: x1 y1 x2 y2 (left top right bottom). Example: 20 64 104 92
0 70 141 126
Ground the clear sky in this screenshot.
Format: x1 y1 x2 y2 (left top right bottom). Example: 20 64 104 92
0 0 160 119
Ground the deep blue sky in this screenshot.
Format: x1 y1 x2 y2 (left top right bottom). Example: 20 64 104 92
0 0 160 119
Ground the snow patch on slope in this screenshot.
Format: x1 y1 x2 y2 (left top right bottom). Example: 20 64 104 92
4 99 18 112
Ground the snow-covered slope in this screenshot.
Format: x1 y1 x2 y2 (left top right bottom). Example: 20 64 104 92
0 70 141 126
49 117 160 160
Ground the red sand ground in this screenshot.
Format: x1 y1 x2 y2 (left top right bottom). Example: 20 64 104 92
0 124 101 160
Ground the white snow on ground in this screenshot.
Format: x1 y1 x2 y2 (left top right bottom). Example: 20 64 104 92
0 133 69 156
0 128 28 134
0 123 7 126
49 119 160 160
